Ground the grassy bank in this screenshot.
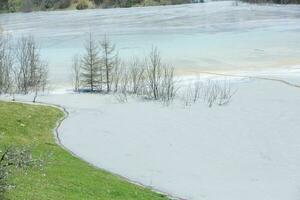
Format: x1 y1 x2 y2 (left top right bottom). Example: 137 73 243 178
0 101 167 200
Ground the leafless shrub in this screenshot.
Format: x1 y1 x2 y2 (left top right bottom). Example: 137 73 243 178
0 34 49 100
119 65 130 94
71 54 81 92
111 57 122 93
216 81 236 106
182 85 193 106
32 62 48 102
144 47 177 103
114 88 128 103
181 77 202 107
0 32 18 100
145 47 162 100
181 78 236 107
203 80 236 107
0 34 14 95
113 64 130 103
129 57 145 94
72 37 178 104
159 65 177 104
110 47 177 105
16 36 48 97
192 78 202 103
205 82 218 108
8 70 18 101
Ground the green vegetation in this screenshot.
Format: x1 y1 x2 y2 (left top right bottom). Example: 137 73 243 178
76 0 89 9
0 0 191 13
0 101 168 200
240 0 300 4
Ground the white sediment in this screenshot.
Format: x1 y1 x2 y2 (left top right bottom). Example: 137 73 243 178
1 1 300 85
1 72 300 200
1 1 300 199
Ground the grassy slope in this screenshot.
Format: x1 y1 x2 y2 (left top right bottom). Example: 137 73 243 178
0 101 167 200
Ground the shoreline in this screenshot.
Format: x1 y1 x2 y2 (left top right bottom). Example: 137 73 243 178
47 65 300 94
0 99 183 200
1 71 300 200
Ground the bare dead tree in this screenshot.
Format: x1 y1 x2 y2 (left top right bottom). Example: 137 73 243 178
100 35 117 93
192 77 202 103
16 36 36 94
183 77 202 105
143 47 177 103
120 65 130 94
129 57 145 94
72 54 81 92
0 34 14 94
180 78 236 107
160 65 176 104
111 56 122 92
81 33 101 92
217 81 236 106
8 67 19 101
146 47 162 100
33 62 48 103
203 80 236 107
14 36 49 101
182 85 193 106
112 63 129 102
205 81 219 108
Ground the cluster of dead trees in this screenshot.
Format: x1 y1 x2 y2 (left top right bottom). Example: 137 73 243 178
72 33 236 106
0 34 48 102
72 34 177 103
1 30 235 107
182 79 236 107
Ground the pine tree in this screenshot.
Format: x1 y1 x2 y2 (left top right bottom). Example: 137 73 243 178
81 33 101 92
100 35 116 93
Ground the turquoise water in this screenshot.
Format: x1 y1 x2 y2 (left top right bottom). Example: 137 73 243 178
1 1 300 84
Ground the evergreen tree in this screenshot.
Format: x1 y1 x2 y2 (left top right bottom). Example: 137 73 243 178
81 33 101 92
100 35 116 92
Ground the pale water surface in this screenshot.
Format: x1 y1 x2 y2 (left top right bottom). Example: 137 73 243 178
1 1 300 85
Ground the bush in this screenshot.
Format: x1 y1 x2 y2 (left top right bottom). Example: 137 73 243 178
7 0 21 12
0 0 8 10
40 0 56 9
94 0 102 5
55 0 71 9
20 0 33 12
170 0 189 4
101 0 114 8
0 147 39 198
76 0 89 9
143 0 159 6
160 0 171 5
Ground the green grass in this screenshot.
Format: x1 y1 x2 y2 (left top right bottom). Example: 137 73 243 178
0 101 168 200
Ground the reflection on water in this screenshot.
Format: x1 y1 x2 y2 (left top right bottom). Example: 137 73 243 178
1 1 300 84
